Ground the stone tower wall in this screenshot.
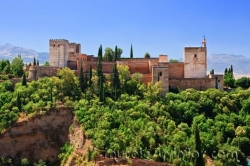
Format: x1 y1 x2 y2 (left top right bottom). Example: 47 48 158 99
184 47 207 78
49 39 69 68
152 64 169 94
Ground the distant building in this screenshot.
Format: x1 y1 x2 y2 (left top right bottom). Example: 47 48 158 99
27 37 223 95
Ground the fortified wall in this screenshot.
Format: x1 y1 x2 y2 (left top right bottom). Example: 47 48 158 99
27 37 224 95
28 66 60 81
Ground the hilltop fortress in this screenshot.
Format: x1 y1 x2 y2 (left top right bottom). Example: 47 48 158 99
27 37 224 94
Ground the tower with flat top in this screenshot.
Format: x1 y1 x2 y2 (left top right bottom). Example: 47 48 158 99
183 36 207 78
49 39 69 68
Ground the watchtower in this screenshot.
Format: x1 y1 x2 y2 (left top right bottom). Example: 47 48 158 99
49 39 69 68
183 37 207 78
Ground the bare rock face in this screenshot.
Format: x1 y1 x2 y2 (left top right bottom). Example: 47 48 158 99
0 107 73 165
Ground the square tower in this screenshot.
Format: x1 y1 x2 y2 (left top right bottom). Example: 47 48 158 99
152 64 169 95
68 43 81 61
183 46 207 78
49 39 69 68
184 37 207 78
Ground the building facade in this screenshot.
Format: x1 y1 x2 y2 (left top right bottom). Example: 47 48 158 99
28 37 224 94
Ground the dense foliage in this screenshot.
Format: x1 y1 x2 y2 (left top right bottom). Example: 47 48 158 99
74 85 250 165
1 53 250 165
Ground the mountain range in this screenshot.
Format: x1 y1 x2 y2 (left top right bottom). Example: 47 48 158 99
0 43 249 75
0 44 49 65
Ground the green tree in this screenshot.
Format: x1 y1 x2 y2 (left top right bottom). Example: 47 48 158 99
114 46 118 62
44 61 50 66
17 92 21 111
169 59 179 63
132 72 143 83
210 69 214 74
37 59 39 66
104 47 114 61
21 158 29 166
97 46 103 84
22 73 27 86
79 63 85 92
194 123 204 166
98 45 103 61
112 64 120 100
11 54 24 77
117 65 130 89
224 72 235 87
57 67 81 99
89 65 92 87
33 57 36 66
99 73 104 102
117 48 123 59
235 77 250 88
130 44 133 58
144 52 150 58
50 85 53 102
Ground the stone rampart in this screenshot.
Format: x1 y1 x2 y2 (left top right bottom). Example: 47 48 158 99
28 66 60 80
168 62 184 78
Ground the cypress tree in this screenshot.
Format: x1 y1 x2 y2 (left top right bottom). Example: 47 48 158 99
194 123 204 166
79 63 84 92
99 74 103 102
224 68 228 75
85 72 88 89
50 86 53 102
89 65 92 87
17 92 21 111
33 57 36 66
114 46 118 62
97 46 103 84
130 44 133 58
230 65 233 73
22 73 27 86
98 45 103 61
37 60 39 66
112 64 120 100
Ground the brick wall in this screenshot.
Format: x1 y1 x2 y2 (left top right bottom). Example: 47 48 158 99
168 63 184 78
169 77 219 91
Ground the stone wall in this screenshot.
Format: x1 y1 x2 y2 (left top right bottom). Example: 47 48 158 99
141 74 152 84
28 66 60 80
168 62 184 78
67 61 77 70
184 47 207 78
49 39 69 68
169 76 223 91
152 66 169 94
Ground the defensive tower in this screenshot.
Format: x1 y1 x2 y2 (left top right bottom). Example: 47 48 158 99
49 39 69 68
183 36 207 78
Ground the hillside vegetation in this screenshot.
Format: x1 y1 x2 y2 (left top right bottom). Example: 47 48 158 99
0 52 250 165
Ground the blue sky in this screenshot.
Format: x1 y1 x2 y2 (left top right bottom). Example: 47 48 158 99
0 0 250 59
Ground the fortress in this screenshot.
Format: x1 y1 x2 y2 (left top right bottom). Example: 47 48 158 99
27 37 224 94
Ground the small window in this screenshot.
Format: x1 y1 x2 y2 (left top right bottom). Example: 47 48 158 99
194 54 197 57
218 80 220 82
159 72 162 76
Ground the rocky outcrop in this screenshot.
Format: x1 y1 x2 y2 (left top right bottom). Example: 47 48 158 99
0 107 73 165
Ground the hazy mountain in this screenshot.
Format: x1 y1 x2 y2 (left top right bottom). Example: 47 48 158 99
0 43 49 64
207 54 250 74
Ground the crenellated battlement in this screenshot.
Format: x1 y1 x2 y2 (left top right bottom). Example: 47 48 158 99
49 39 69 45
68 42 77 46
